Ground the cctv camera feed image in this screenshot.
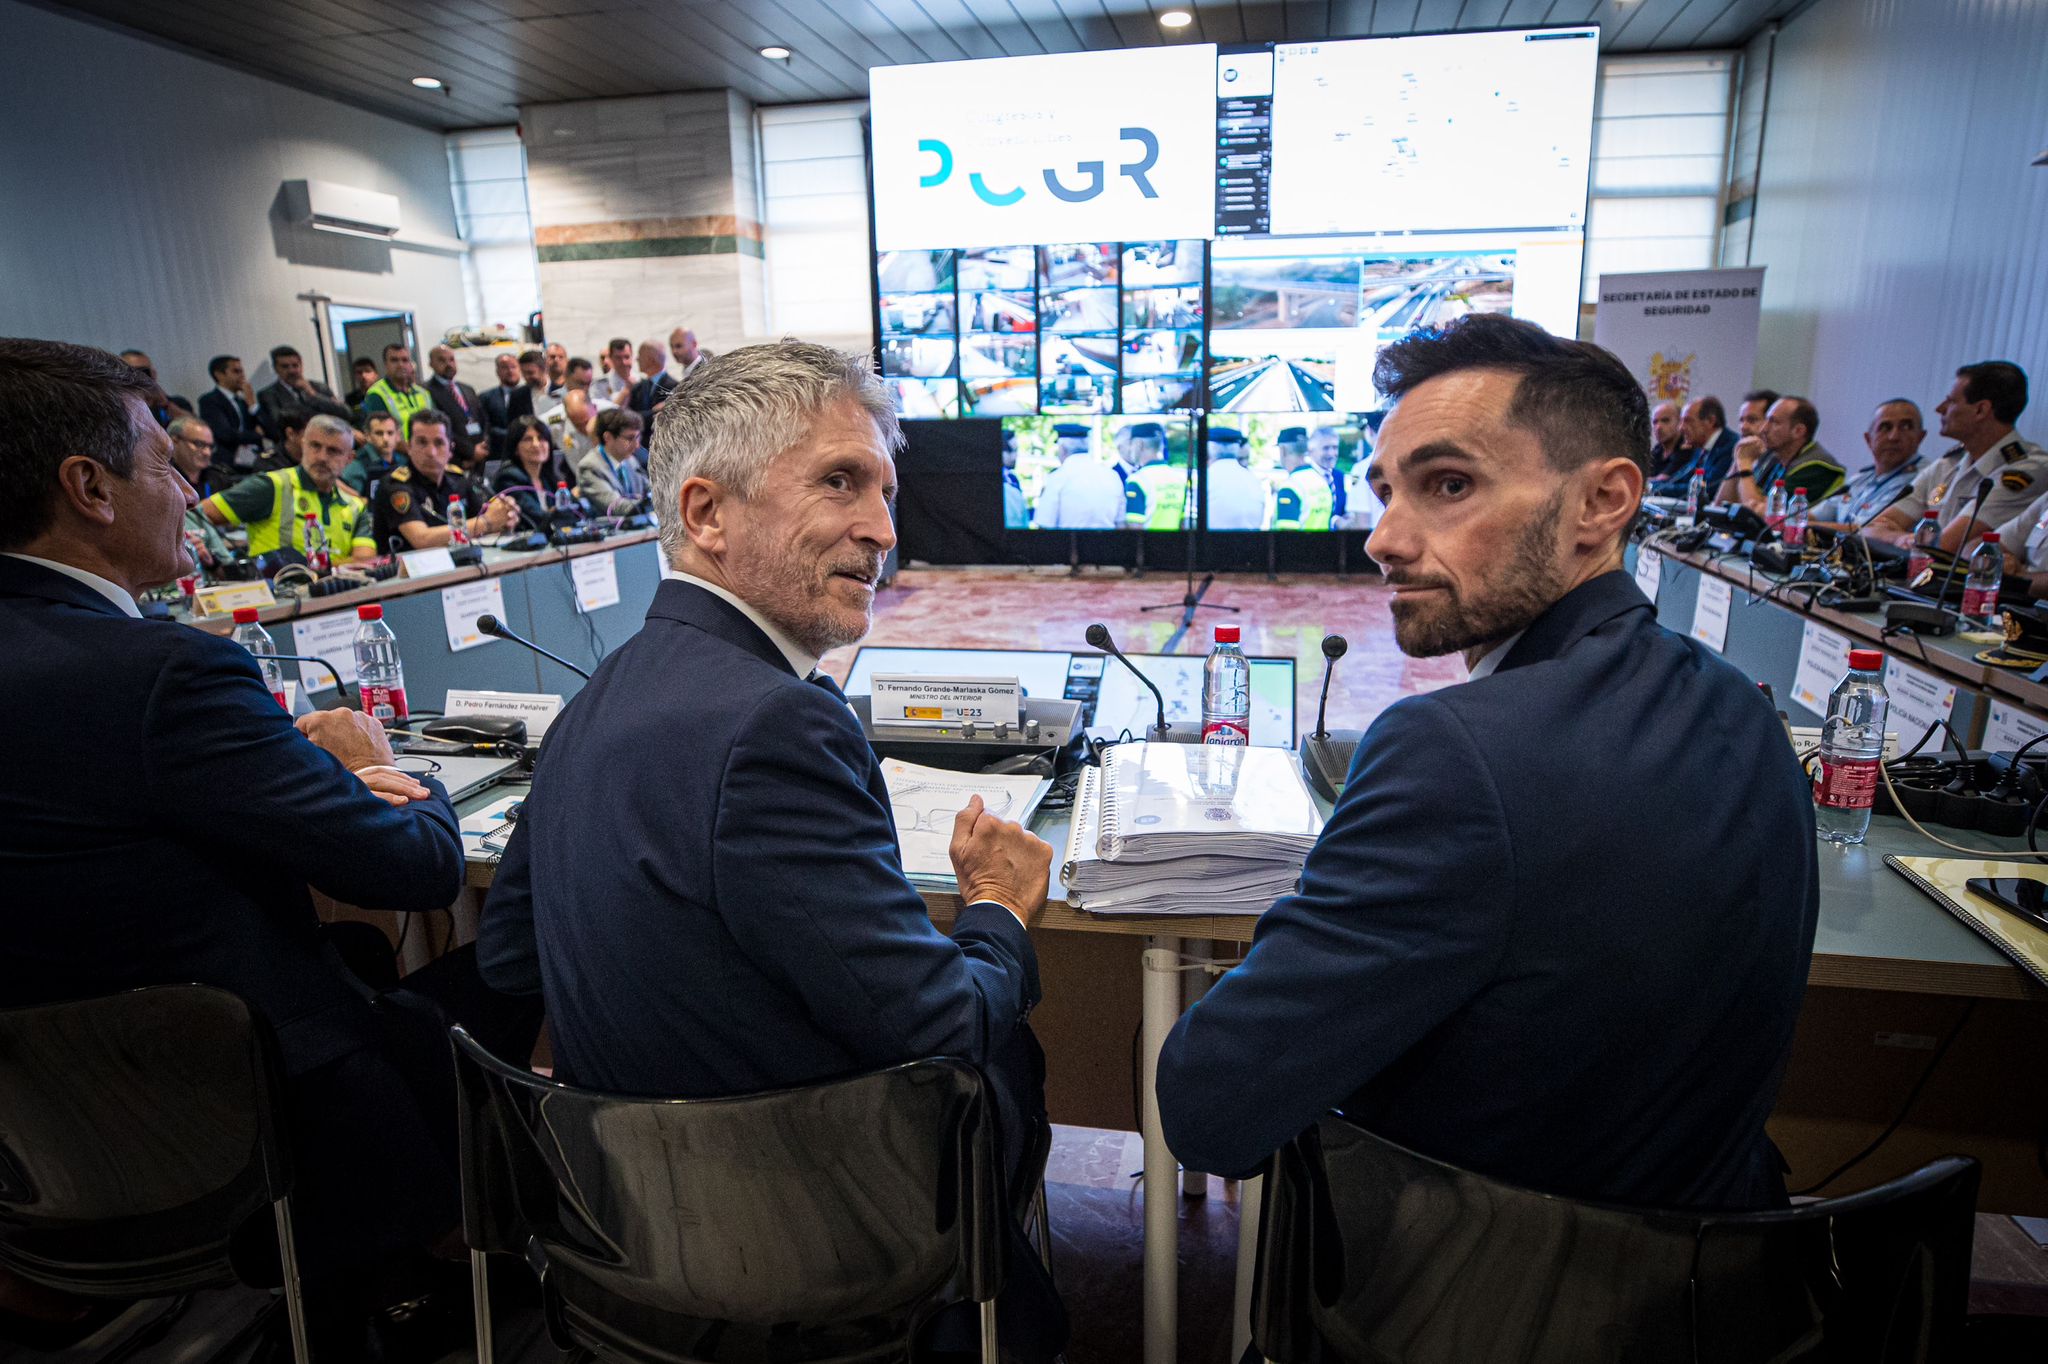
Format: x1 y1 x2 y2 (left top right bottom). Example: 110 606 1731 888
1002 415 1194 531
1207 243 1516 413
958 245 1039 415
1037 243 1119 414
1121 239 1204 413
878 248 960 413
1202 413 1378 533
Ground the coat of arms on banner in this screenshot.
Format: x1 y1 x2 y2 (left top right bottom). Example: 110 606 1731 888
1648 351 1696 402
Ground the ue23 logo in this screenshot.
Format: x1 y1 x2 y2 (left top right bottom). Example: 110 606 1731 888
917 129 1161 205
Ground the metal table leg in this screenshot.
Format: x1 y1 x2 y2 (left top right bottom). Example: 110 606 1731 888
1141 936 1183 1364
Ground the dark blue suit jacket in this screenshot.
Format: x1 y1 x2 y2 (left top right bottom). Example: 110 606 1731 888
479 579 1042 1112
1650 425 1739 498
1157 571 1818 1210
0 555 465 1077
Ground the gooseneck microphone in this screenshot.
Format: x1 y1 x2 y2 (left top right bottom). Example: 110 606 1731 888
1309 634 1348 741
476 613 593 680
267 654 351 700
1085 621 1172 742
1928 476 1995 608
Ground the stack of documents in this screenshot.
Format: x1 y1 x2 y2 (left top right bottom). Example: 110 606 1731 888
1062 742 1324 916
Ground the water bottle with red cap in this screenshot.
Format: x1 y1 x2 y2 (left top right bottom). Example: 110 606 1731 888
353 603 408 724
1815 647 1889 846
1201 624 1251 745
230 607 288 710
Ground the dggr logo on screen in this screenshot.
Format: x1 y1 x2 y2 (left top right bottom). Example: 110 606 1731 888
915 129 1162 207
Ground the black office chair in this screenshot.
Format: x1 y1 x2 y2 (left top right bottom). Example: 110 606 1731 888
0 985 311 1363
1251 1115 1980 1364
450 1026 1013 1364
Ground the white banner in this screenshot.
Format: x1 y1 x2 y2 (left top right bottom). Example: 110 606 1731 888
1593 268 1765 416
869 45 1219 250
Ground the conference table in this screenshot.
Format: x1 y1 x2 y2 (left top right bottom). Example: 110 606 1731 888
244 531 2047 1364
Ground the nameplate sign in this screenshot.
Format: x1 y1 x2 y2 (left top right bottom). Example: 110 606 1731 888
570 551 621 613
193 581 275 617
446 689 565 738
1632 547 1662 604
441 579 507 653
1791 621 1854 714
398 547 458 579
1690 576 1732 653
291 612 361 691
1881 658 1959 752
1984 701 2048 757
871 675 1022 729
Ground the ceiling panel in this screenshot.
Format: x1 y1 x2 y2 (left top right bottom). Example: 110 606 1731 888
30 0 1809 129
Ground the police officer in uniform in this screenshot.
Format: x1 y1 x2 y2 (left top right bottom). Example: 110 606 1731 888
1205 426 1266 530
1121 422 1188 530
1002 429 1028 529
1271 426 1334 531
1031 422 1124 529
1873 362 2044 554
374 409 521 552
201 414 377 563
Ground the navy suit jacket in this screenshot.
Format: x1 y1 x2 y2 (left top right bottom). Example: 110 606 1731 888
198 388 266 467
479 580 1042 1106
1157 571 1818 1210
1651 426 1739 498
0 555 465 1077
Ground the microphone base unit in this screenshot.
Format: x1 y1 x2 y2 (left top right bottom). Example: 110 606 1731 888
848 696 1087 776
1145 726 1204 744
1299 729 1364 804
1883 601 1958 637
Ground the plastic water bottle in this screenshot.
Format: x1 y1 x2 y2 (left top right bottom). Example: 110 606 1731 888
1784 489 1809 549
1962 531 2002 620
1907 511 1940 582
1684 467 1706 526
447 497 471 548
553 481 576 517
231 606 288 709
302 512 330 574
1201 624 1251 745
1815 649 1889 846
353 603 408 724
1765 479 1787 530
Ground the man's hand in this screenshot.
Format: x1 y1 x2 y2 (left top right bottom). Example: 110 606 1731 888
949 795 1052 927
358 767 432 806
481 495 519 533
298 708 397 772
1732 435 1764 470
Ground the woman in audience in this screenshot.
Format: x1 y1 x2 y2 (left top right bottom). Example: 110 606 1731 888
491 416 574 525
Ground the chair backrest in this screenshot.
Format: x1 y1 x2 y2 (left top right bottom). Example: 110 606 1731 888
1254 1116 1979 1364
0 985 291 1297
450 1026 1006 1364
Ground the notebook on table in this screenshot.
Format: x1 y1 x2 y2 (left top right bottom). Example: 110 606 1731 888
1884 855 2048 990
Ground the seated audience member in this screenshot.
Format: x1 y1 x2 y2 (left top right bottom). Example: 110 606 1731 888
202 414 377 564
491 416 575 526
372 409 518 551
1807 399 1927 534
1646 400 1687 482
1720 395 1841 516
197 353 268 475
1647 395 1737 498
543 341 569 397
0 338 540 1357
163 414 236 575
1156 315 1817 1210
256 343 349 439
424 344 486 464
478 341 1064 1360
628 338 668 419
480 352 522 458
342 356 380 413
360 344 434 441
273 407 312 472
543 359 611 463
1870 361 2044 553
119 349 193 424
342 411 404 495
576 407 649 514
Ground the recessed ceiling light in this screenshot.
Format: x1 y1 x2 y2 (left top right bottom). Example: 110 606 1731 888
1160 9 1193 28
760 45 792 60
411 76 444 89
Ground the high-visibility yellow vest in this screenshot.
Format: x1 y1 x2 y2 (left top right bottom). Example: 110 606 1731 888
214 467 371 557
363 379 434 438
1273 464 1334 530
1123 462 1189 530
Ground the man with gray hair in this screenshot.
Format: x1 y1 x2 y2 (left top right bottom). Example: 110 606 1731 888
480 340 1066 1359
200 412 377 562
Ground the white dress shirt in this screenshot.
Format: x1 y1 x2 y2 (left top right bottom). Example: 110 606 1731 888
1 553 141 617
666 569 820 678
1466 630 1525 681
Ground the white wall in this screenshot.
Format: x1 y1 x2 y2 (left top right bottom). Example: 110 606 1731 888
0 0 469 402
1745 0 2048 465
759 102 873 352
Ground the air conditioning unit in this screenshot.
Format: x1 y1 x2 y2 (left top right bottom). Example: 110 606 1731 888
284 179 402 240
